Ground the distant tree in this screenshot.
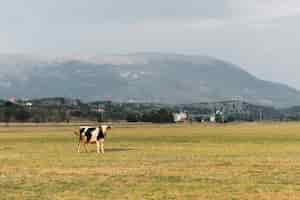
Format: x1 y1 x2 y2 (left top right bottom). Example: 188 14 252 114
156 109 174 123
3 102 15 124
3 107 12 126
224 115 235 123
195 116 203 122
141 112 152 122
126 112 140 122
70 110 82 117
148 111 159 123
204 116 210 122
15 109 31 122
97 112 104 122
65 110 71 123
215 113 224 123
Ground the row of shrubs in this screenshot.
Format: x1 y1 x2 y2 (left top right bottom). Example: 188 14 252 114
0 101 175 123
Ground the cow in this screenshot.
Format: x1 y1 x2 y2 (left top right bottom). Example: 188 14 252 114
75 125 112 154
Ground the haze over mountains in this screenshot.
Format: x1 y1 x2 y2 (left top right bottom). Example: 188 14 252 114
0 52 299 108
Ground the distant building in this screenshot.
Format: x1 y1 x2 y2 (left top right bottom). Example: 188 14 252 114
173 112 188 123
25 102 33 107
96 108 105 113
210 115 216 123
8 97 17 104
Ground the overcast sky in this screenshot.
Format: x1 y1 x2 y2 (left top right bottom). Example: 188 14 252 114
1 0 300 89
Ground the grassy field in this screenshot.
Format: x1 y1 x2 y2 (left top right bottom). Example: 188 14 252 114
1 123 300 199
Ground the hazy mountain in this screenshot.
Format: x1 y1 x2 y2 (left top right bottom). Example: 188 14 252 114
0 52 300 108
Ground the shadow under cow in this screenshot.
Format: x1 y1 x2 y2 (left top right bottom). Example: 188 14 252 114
78 147 136 153
104 148 136 152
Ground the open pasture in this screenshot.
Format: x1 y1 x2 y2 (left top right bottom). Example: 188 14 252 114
1 123 300 199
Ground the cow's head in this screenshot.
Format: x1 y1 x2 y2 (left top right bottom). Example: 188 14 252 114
100 125 112 136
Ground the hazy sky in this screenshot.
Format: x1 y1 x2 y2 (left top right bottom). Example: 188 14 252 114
1 0 300 89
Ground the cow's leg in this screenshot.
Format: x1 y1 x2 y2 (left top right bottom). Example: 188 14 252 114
96 141 100 154
84 143 89 153
100 139 105 154
77 141 82 153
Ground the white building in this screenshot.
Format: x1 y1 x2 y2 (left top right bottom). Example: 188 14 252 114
173 112 188 123
210 115 216 123
25 102 33 107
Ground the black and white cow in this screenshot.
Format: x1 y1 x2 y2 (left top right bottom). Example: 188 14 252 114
75 125 112 154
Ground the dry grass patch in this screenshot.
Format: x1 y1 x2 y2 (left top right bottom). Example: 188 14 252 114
1 123 300 199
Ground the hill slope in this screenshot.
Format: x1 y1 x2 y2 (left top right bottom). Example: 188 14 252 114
0 53 299 108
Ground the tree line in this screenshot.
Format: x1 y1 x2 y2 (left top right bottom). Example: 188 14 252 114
0 98 295 124
0 101 175 123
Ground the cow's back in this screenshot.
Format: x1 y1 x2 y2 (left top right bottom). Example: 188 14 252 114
79 126 100 143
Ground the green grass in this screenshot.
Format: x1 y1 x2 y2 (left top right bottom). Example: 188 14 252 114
1 123 300 199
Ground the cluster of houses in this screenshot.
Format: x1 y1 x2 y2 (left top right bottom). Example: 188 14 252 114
172 110 224 123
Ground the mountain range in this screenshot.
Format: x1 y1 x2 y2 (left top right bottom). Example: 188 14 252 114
0 52 299 108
